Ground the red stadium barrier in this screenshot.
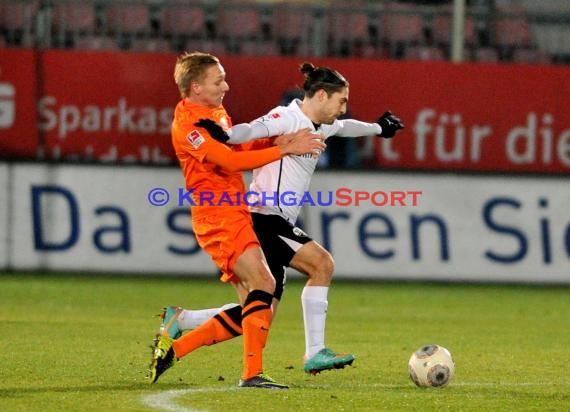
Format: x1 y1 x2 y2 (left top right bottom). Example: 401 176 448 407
1 49 569 173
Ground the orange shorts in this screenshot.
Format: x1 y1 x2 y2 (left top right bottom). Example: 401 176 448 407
192 209 260 283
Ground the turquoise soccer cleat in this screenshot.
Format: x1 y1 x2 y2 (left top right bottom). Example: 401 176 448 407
303 348 355 375
158 306 183 339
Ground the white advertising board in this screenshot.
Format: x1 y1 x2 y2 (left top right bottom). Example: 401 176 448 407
0 164 8 269
304 172 570 283
9 164 215 274
2 163 569 283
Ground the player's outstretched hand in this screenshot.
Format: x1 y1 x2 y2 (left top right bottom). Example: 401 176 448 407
277 128 326 156
194 118 229 143
377 111 404 138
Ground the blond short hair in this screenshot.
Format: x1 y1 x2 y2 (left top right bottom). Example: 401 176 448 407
174 52 220 98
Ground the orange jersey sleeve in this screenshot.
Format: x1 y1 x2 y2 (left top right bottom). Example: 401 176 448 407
171 100 283 219
203 140 280 172
235 138 276 152
172 101 281 173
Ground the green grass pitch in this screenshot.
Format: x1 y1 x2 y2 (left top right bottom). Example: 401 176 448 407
1 273 569 411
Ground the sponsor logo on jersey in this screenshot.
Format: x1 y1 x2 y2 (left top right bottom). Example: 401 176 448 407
292 227 308 238
186 129 205 148
259 112 281 123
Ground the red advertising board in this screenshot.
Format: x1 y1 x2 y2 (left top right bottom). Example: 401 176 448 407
38 50 179 164
1 49 569 173
353 60 570 173
0 48 39 159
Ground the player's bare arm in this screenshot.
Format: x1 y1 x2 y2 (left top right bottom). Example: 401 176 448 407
277 130 326 156
273 128 318 146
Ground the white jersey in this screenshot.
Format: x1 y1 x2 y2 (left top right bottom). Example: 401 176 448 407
227 99 382 224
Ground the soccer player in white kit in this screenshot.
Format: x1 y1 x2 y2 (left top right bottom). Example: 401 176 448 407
157 62 404 375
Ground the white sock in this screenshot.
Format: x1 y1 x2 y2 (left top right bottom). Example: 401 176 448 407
177 303 240 331
301 286 329 359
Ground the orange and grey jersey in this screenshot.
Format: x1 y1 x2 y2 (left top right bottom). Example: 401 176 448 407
226 99 382 224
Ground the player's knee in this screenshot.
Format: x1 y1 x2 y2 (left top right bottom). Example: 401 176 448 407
261 272 276 293
319 253 335 279
307 251 334 282
252 265 276 294
313 247 334 275
292 242 334 282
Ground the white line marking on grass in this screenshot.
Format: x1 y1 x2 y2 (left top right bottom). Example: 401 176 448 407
142 381 570 411
141 388 237 412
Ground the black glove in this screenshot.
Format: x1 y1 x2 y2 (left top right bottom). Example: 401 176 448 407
377 111 404 138
194 118 229 143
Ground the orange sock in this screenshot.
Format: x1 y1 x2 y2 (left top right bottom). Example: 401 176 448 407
172 305 242 358
241 290 273 380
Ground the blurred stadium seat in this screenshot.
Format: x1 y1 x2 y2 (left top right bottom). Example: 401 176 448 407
101 3 153 49
159 2 207 51
103 3 152 38
512 48 551 64
184 38 227 55
0 0 39 47
239 40 279 56
294 40 317 57
0 0 39 31
270 2 315 56
215 0 263 54
326 2 370 57
130 38 171 53
359 44 389 59
159 2 206 38
215 1 262 39
380 2 425 58
74 35 120 51
431 6 476 47
52 3 97 32
404 45 445 61
473 47 499 63
51 2 97 48
493 5 533 49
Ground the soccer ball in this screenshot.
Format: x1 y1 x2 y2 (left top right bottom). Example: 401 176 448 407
408 344 455 388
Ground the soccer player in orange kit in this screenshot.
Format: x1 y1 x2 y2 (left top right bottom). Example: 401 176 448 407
148 52 325 389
